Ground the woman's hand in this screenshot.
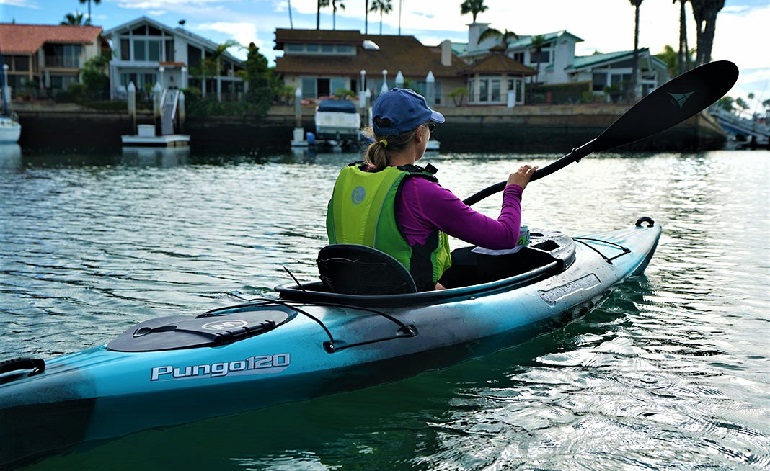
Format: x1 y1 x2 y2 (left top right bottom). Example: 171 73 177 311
507 165 538 189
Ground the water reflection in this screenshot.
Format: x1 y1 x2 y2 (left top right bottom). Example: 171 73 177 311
0 144 21 170
120 146 190 167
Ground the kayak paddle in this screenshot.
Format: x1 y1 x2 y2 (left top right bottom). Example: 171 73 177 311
463 59 739 206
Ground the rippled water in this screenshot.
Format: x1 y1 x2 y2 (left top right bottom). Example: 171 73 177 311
1 146 768 470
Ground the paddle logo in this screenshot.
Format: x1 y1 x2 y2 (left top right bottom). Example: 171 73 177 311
669 91 695 109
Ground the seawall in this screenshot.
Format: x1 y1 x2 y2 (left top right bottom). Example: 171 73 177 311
13 102 725 154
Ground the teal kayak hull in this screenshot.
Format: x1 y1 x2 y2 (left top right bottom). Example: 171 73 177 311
0 221 661 468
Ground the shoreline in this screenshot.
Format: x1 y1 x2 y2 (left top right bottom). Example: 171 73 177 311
12 102 726 154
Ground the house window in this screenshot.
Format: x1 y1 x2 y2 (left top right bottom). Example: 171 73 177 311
301 77 317 99
120 39 130 61
148 40 161 61
330 77 347 95
512 52 525 63
592 72 606 92
284 43 356 55
508 78 524 104
132 39 162 62
133 39 146 61
476 75 502 103
13 56 30 72
165 39 174 62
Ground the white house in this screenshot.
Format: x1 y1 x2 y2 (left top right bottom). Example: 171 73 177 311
457 23 670 100
103 16 245 101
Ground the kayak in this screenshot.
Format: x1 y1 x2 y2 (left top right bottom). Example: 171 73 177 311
0 218 661 468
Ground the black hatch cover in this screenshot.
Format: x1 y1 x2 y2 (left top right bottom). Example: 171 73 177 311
107 309 290 352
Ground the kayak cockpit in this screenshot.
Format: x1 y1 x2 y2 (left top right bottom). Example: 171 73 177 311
277 230 576 307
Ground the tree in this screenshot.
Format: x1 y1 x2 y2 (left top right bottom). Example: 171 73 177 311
530 35 546 84
370 0 393 35
287 0 294 29
316 0 330 30
627 0 643 100
81 50 111 98
331 0 345 30
656 45 695 77
398 0 403 35
365 0 369 34
478 27 517 46
61 11 86 25
674 0 691 74
690 0 725 66
78 0 101 24
243 42 276 116
460 0 488 23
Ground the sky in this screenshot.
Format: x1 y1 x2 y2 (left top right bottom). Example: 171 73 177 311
1 0 768 111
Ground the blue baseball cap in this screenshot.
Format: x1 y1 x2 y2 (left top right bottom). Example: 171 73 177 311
372 88 445 136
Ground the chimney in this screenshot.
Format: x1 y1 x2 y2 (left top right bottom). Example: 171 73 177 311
468 22 490 52
441 40 452 67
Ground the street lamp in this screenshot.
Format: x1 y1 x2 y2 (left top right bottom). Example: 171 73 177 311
381 69 388 95
2 64 8 107
359 70 367 108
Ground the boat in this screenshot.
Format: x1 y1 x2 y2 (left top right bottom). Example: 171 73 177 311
0 114 21 144
314 98 362 147
0 218 661 469
0 50 21 144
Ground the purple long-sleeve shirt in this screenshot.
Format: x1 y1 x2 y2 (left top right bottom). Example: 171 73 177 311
395 177 523 250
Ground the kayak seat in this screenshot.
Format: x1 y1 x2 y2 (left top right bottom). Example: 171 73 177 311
317 244 418 295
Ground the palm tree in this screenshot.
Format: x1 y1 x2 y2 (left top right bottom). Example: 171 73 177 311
674 0 691 74
529 35 546 84
478 27 518 50
365 0 369 34
288 0 294 29
398 0 403 35
78 0 101 24
61 11 86 25
460 0 488 23
690 0 725 66
316 0 330 30
331 0 345 30
627 0 643 100
370 0 393 35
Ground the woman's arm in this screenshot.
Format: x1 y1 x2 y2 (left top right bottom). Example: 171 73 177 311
397 178 523 250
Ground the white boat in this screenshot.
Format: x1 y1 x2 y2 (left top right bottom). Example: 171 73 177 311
0 114 21 144
314 99 361 142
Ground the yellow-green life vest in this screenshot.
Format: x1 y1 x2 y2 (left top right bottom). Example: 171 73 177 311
326 163 452 291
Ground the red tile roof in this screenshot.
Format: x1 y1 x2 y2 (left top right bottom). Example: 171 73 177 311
0 24 103 55
461 52 536 76
274 29 466 79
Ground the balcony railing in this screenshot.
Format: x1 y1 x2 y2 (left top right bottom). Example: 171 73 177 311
44 56 80 68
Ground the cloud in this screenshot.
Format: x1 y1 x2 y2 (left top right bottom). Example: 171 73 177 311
196 21 260 58
0 0 36 7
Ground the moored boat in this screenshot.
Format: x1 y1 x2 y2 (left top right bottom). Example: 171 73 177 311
0 114 20 144
0 219 660 469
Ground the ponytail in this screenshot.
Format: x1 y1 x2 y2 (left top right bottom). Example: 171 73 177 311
363 122 421 171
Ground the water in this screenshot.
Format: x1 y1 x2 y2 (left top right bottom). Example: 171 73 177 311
1 146 769 470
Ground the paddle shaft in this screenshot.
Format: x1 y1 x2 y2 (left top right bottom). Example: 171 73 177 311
462 60 739 206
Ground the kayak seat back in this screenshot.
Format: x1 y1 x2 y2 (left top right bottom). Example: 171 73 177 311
318 244 418 295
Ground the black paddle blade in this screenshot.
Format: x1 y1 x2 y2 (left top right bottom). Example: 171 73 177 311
594 60 739 152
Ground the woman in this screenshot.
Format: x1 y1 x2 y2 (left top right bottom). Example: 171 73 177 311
326 88 536 291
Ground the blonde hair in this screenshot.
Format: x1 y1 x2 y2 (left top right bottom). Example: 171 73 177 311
363 122 421 171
